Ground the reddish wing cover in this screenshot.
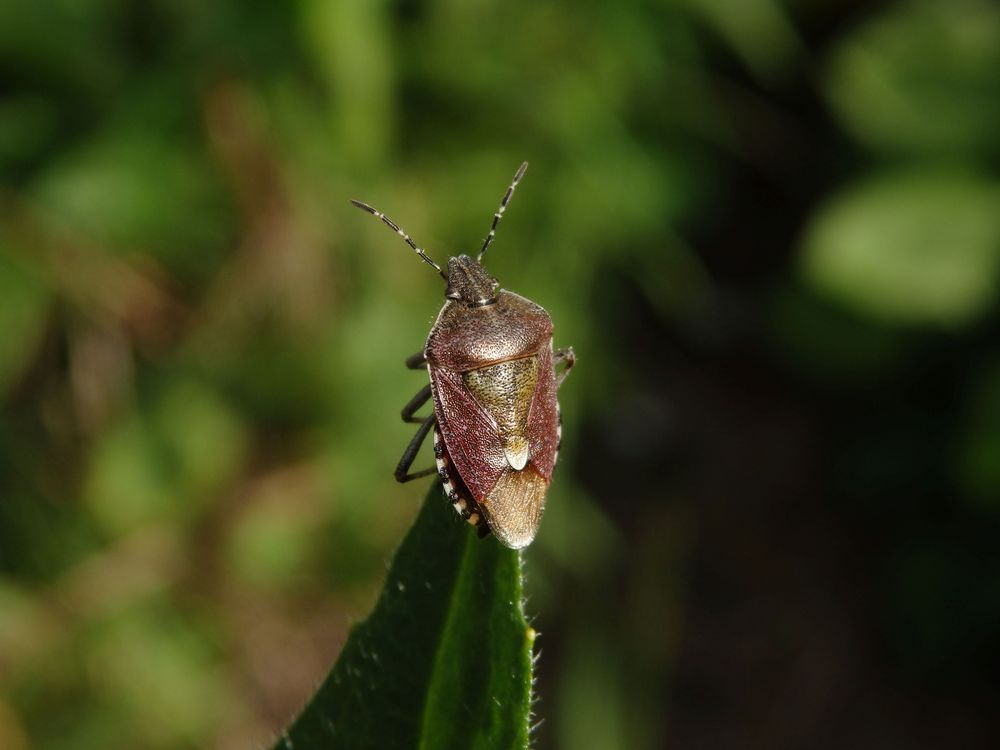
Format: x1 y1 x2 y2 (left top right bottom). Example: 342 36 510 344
429 366 507 501
525 345 559 481
429 345 559 502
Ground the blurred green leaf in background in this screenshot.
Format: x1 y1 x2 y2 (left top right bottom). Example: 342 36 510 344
801 169 1000 327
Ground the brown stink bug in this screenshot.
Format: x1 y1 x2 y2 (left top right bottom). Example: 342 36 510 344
350 162 575 548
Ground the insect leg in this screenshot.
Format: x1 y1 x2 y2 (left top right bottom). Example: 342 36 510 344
405 351 427 369
395 415 438 483
401 383 432 423
553 346 576 387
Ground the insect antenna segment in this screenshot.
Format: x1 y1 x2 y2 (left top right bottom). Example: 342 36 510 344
349 199 447 280
478 160 528 263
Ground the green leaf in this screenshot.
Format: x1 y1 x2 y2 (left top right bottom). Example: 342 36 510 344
0 253 51 401
799 169 1000 327
824 0 1000 156
273 484 535 750
29 126 231 277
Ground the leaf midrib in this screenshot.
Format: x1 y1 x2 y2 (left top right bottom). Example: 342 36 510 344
416 527 478 750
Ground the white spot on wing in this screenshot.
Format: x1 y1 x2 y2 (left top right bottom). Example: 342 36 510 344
504 443 529 471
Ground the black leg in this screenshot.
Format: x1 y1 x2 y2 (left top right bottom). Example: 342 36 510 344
395 415 437 483
554 346 576 387
401 383 432 423
405 351 427 370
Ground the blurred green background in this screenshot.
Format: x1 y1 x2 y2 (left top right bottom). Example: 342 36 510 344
2 0 1000 748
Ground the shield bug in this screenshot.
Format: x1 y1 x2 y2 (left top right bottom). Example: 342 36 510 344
350 162 575 548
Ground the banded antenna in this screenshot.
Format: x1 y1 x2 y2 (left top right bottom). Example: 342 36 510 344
478 161 528 262
350 199 447 280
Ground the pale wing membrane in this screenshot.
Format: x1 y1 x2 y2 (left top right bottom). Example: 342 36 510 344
479 466 548 549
